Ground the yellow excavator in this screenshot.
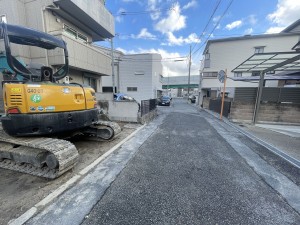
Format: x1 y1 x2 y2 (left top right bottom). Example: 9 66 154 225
0 23 121 178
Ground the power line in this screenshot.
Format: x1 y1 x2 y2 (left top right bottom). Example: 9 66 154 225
190 0 222 53
192 0 235 58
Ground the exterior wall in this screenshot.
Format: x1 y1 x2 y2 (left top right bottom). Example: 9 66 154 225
201 34 300 97
100 49 124 91
0 0 32 63
96 93 140 123
118 54 163 103
53 0 114 38
229 101 300 124
151 54 163 98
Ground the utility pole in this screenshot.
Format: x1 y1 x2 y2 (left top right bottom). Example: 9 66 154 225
110 38 115 94
187 45 191 98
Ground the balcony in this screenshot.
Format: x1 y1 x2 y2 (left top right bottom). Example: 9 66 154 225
48 33 112 76
52 0 114 41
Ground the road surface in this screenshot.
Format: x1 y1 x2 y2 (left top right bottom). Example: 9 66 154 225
28 98 300 225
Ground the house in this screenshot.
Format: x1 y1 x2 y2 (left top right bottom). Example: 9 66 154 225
102 53 163 103
0 0 114 92
199 19 300 104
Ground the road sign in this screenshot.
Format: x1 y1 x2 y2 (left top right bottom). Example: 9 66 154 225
218 70 226 83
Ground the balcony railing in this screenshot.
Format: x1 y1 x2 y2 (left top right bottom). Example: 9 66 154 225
48 33 112 76
52 0 114 41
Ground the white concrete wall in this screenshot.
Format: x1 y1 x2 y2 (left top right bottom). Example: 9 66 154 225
96 92 139 122
118 54 163 103
107 101 140 123
151 54 163 98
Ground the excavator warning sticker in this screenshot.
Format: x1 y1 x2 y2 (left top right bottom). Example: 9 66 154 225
11 88 22 93
30 94 42 103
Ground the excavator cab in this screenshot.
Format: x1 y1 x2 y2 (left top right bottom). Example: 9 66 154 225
0 23 98 136
1 22 69 82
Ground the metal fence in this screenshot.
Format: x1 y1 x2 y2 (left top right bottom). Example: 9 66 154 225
234 87 300 103
141 99 157 117
209 98 231 117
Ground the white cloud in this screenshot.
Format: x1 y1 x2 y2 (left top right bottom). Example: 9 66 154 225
148 0 162 20
248 15 257 25
183 0 198 10
166 32 200 46
244 28 253 35
154 2 186 34
213 16 221 24
265 26 285 34
135 28 157 40
225 20 243 30
267 0 300 26
115 8 126 23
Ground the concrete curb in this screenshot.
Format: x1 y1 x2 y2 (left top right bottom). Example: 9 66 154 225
8 124 145 225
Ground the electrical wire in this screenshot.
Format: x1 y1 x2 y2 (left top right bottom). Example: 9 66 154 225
192 0 235 58
190 0 222 53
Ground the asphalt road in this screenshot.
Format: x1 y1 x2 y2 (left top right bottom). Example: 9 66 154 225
81 99 300 225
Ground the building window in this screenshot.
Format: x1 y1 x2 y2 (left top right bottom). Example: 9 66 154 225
127 87 137 92
204 52 210 68
84 76 97 91
63 24 88 44
203 72 218 77
0 15 7 23
234 72 242 77
254 46 264 54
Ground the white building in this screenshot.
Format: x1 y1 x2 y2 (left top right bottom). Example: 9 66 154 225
199 19 300 102
102 53 163 103
0 0 114 92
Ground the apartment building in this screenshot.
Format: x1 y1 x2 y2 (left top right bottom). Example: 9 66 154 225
0 0 114 92
102 53 163 103
200 19 300 102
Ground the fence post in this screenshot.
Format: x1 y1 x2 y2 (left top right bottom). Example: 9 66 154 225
253 71 265 124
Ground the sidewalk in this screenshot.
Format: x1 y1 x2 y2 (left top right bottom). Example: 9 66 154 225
201 107 300 165
241 124 300 161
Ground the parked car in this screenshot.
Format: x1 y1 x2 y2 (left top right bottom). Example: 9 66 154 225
114 93 134 101
189 95 196 103
158 96 171 106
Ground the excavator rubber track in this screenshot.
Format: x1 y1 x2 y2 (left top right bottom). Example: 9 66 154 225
0 128 79 179
82 120 122 141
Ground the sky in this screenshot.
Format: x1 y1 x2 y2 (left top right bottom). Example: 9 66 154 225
101 0 300 76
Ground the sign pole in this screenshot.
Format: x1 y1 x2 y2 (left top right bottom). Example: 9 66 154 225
220 69 227 120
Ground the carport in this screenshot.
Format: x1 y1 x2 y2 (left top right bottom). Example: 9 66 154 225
232 50 300 124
